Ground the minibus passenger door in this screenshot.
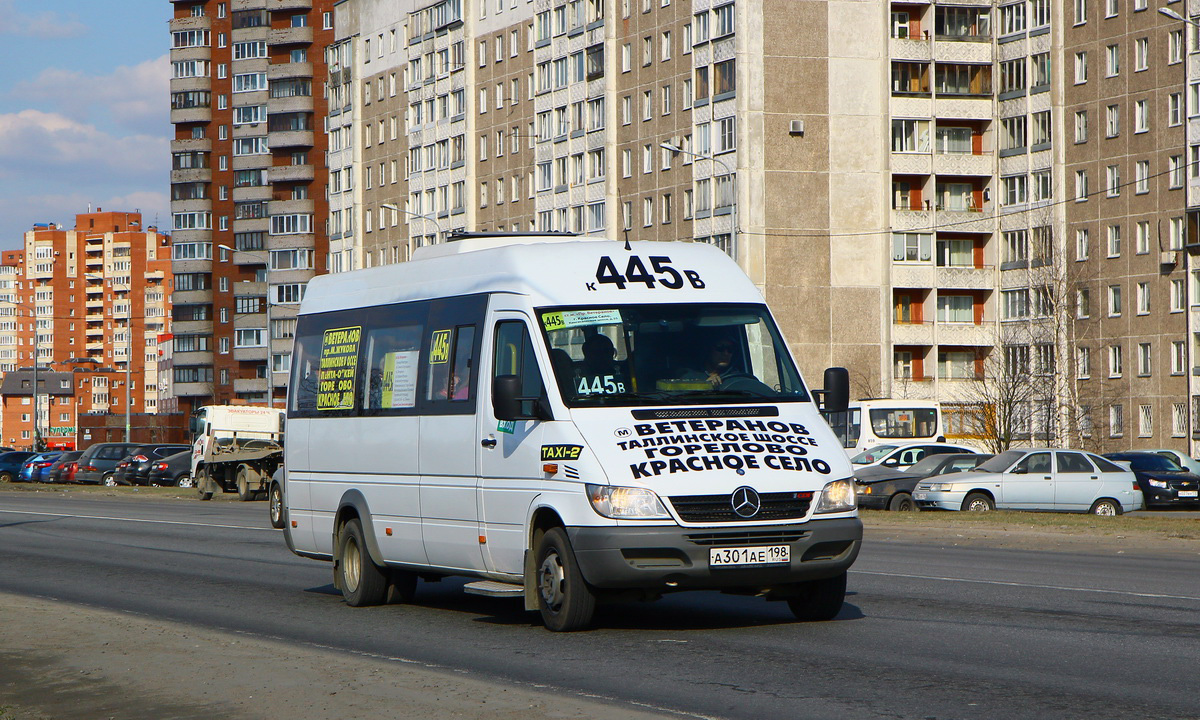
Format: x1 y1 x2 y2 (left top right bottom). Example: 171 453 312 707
478 315 549 576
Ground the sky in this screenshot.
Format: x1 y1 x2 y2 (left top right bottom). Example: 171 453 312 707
0 0 171 249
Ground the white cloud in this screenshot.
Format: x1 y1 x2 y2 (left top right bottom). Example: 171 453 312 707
12 55 169 136
0 0 87 39
0 110 168 247
0 109 166 177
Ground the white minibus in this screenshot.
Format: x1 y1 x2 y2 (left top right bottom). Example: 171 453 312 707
282 235 862 630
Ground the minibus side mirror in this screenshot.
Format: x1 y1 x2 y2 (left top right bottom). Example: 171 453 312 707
815 367 849 414
493 375 551 421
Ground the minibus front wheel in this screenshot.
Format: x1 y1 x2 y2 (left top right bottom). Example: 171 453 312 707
534 528 596 632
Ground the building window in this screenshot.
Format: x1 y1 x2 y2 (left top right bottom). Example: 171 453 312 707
1109 403 1123 437
1108 345 1123 378
1107 225 1121 257
1076 228 1089 260
1138 405 1152 438
1108 284 1122 316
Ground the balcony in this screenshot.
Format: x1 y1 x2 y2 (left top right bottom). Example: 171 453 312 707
891 322 935 346
232 184 272 202
168 229 212 245
935 322 994 346
171 320 213 336
268 198 314 215
890 153 933 175
892 263 935 288
267 62 313 80
269 129 314 148
932 152 991 177
888 377 937 401
170 46 211 64
172 289 213 305
170 106 212 124
172 198 211 215
267 26 313 46
171 138 211 154
937 265 995 290
233 346 269 362
170 76 211 94
168 16 211 32
266 94 314 114
267 164 314 183
891 209 934 232
933 39 992 65
171 167 212 184
266 0 313 9
174 381 216 398
935 208 993 233
890 37 932 62
233 377 268 393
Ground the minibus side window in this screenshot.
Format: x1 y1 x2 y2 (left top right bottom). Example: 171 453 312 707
362 323 424 412
426 325 476 404
493 321 546 403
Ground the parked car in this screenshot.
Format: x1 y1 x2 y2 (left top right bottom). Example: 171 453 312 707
1103 452 1200 508
850 442 979 472
145 450 194 488
114 444 191 486
913 448 1142 515
62 460 80 484
73 443 141 485
856 453 993 511
45 451 83 484
1141 449 1200 476
18 452 62 483
0 451 40 483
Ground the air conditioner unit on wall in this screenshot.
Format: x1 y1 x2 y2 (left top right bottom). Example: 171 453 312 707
1160 251 1178 265
789 119 805 136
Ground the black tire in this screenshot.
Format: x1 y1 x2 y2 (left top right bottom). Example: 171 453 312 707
786 571 848 622
961 492 994 512
102 473 117 487
336 518 388 607
0 471 12 483
534 527 596 632
1090 498 1122 516
176 473 195 489
195 469 214 501
268 482 286 529
887 492 917 512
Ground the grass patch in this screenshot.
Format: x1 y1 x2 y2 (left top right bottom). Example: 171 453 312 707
862 509 1200 542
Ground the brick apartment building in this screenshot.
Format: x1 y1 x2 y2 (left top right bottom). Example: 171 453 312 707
168 0 337 413
0 210 172 449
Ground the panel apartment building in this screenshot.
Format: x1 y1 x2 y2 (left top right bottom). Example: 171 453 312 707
168 0 336 412
317 0 1200 453
0 211 172 448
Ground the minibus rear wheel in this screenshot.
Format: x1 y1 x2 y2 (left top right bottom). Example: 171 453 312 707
337 518 388 607
535 528 596 632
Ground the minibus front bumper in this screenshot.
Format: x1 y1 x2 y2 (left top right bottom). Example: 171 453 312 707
567 517 862 590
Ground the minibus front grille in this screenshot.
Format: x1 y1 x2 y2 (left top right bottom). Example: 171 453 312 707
684 529 810 546
668 492 812 523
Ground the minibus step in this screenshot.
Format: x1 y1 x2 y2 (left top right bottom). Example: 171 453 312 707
463 580 525 598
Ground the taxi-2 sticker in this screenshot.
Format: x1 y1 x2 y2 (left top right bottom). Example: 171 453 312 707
541 444 583 461
615 418 831 479
429 329 452 364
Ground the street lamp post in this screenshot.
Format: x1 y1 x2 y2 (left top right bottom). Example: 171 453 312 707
218 245 273 408
660 142 739 261
380 203 446 260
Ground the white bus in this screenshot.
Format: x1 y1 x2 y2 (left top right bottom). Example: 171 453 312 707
821 399 945 455
281 235 862 631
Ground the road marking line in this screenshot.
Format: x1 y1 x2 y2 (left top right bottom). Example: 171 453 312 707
0 508 270 532
853 569 1200 602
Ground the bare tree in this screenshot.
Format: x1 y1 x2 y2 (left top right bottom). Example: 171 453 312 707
957 343 1037 453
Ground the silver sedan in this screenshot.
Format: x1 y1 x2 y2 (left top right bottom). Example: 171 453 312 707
913 448 1143 515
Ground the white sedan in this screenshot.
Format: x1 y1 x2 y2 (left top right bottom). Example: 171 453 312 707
913 448 1143 515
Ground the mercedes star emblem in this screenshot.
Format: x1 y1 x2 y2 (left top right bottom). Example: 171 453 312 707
731 486 761 518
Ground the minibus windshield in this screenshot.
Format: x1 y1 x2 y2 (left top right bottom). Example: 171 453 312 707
537 303 810 407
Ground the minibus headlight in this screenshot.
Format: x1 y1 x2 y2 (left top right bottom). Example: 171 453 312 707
586 484 670 519
814 478 857 514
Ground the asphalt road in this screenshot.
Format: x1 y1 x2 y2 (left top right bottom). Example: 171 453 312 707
0 492 1197 720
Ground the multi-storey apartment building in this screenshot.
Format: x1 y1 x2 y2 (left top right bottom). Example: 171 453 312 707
2 211 172 447
168 0 336 412
1062 0 1190 451
318 0 1200 454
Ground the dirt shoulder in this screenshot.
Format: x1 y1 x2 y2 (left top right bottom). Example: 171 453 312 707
0 593 679 720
